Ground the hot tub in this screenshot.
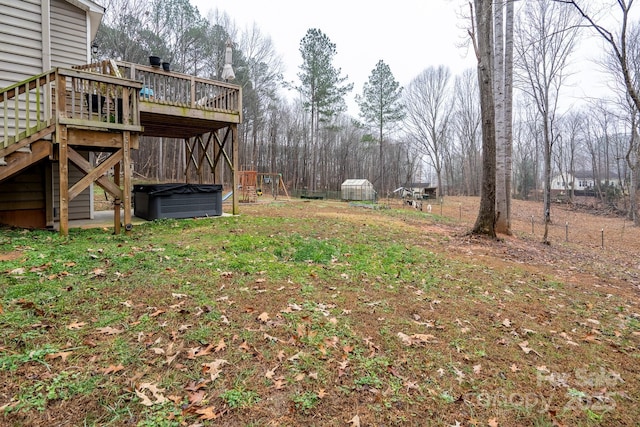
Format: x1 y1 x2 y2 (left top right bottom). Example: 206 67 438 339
133 184 222 220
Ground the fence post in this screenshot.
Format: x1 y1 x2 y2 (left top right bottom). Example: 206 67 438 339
531 216 534 234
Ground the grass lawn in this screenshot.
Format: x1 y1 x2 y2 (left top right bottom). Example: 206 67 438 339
1 198 639 426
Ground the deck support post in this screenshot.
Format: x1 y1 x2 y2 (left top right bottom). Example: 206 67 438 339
122 130 132 234
113 162 121 234
232 123 239 215
56 73 69 236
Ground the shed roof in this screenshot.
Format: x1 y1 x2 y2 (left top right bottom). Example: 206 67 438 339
342 179 371 186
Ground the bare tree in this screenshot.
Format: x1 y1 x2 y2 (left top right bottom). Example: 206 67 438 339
494 0 515 234
555 0 640 224
469 0 497 237
452 68 482 196
404 66 453 198
515 0 580 244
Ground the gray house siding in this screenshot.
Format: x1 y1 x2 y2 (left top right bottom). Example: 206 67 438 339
0 0 94 222
50 0 92 219
51 0 88 67
0 0 43 86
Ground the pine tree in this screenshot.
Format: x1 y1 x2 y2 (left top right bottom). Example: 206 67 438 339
356 60 405 195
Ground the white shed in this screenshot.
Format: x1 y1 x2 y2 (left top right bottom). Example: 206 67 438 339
341 179 376 201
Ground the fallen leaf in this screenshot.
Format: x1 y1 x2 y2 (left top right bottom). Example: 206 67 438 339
397 332 413 346
518 340 537 355
202 359 227 382
257 312 270 323
188 390 206 404
265 365 279 379
502 318 512 327
45 351 73 362
488 418 499 427
215 338 226 352
172 293 188 299
136 382 167 406
101 364 125 375
196 406 218 420
317 388 327 398
347 414 361 427
96 326 123 335
67 321 86 330
473 364 482 374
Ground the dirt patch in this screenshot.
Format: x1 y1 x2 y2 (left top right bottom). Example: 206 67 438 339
0 251 22 262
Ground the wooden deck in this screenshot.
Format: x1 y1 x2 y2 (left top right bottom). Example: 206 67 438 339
0 60 242 234
74 60 242 138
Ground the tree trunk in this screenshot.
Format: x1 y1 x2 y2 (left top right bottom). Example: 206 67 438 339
472 0 497 237
543 116 552 244
504 0 514 231
494 0 508 234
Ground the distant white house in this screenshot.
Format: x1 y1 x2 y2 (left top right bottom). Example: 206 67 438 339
550 172 623 193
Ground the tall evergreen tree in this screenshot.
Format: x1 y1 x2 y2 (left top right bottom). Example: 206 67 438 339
297 28 352 190
356 60 404 195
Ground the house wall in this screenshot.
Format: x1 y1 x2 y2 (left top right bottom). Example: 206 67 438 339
0 0 43 86
50 0 92 219
51 0 88 67
0 0 93 223
0 163 47 228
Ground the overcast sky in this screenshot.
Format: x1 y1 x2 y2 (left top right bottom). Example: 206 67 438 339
190 0 631 116
191 0 477 115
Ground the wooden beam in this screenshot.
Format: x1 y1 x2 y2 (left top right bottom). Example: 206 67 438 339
67 148 123 201
114 162 121 235
122 130 132 234
56 74 69 236
59 118 143 133
67 128 139 149
0 123 54 158
232 124 239 215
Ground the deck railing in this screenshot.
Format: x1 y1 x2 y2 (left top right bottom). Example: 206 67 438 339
1 67 142 155
57 67 142 130
0 70 55 151
74 60 241 116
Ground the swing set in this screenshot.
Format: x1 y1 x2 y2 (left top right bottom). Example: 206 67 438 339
238 171 290 203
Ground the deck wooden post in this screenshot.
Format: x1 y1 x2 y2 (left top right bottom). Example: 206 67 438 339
232 123 239 215
113 162 121 234
122 130 132 234
56 73 69 235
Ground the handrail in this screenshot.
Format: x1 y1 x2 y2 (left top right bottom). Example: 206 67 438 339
1 67 143 152
1 70 56 150
74 59 242 118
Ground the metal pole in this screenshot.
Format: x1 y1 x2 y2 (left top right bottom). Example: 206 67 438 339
601 228 604 249
565 221 568 242
459 203 462 221
531 216 534 234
